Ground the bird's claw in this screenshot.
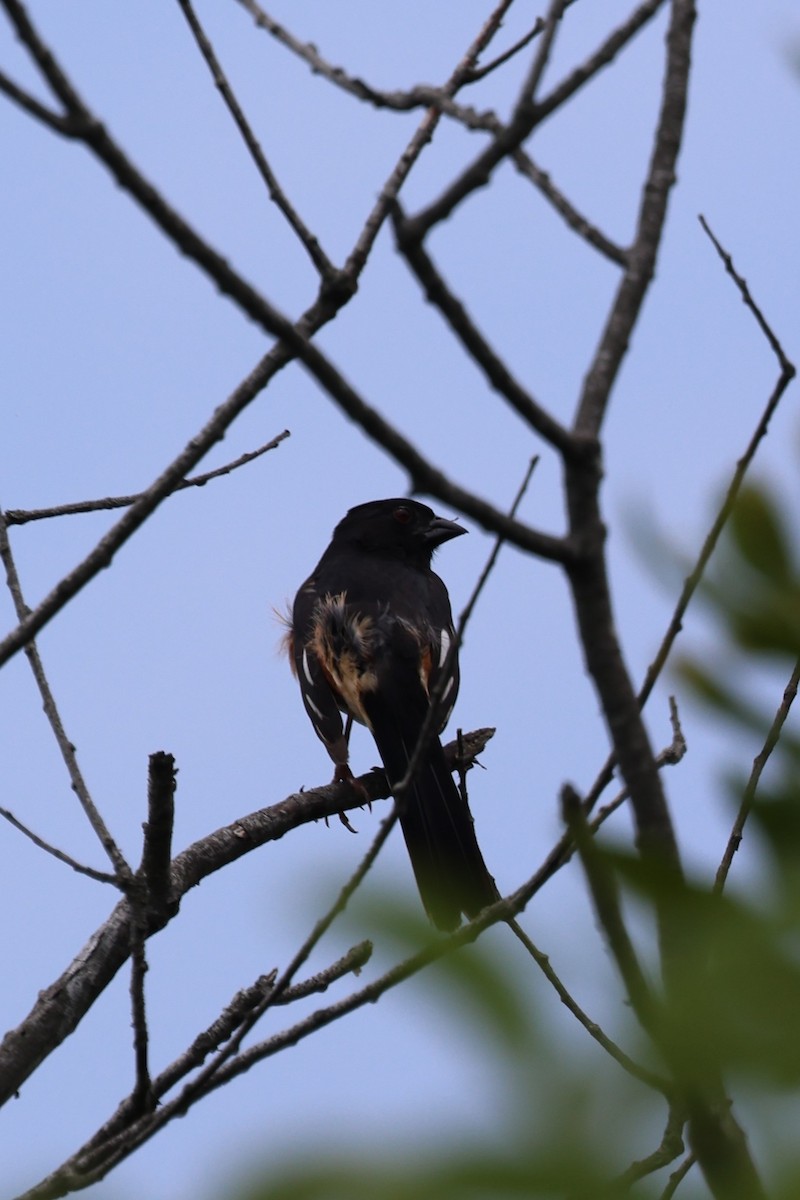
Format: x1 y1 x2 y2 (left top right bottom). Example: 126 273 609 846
331 763 370 833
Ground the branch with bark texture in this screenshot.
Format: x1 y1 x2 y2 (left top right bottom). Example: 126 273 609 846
0 728 494 1109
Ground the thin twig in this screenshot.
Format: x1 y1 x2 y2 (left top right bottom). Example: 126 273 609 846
507 918 667 1093
235 0 532 111
1 0 300 345
175 0 337 281
130 755 177 1116
535 0 668 124
517 0 570 108
278 940 373 1003
403 0 664 242
0 512 131 879
0 347 300 670
4 432 290 527
67 811 403 1188
611 1104 685 1193
342 0 518 280
235 0 626 266
699 215 795 373
562 785 655 1028
511 151 628 265
391 207 577 455
74 941 372 1166
466 20 546 82
659 1153 696 1199
23 904 498 1194
714 657 800 894
0 806 117 884
631 221 796 718
0 66 73 131
589 698 686 832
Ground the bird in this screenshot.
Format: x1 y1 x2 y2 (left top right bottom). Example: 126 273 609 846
287 497 498 931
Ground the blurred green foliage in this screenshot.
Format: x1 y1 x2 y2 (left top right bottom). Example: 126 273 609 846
678 482 800 903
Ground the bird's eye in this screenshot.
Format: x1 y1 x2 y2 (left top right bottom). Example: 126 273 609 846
393 505 412 524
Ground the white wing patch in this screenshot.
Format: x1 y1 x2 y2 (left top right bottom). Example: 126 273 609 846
305 694 326 722
438 627 451 667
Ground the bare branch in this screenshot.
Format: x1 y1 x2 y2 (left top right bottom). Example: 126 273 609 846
391 206 578 455
234 0 554 110
573 0 695 437
1 0 307 338
0 349 288 668
233 0 429 110
699 215 796 375
291 362 572 560
175 0 338 282
128 933 155 1116
613 1104 686 1192
140 752 177 918
535 0 668 124
0 2 569 678
4 432 290 527
19 910 502 1195
634 223 796 716
278 940 373 1004
558 3 699 985
507 917 668 1093
402 0 664 243
516 0 570 108
588 698 686 832
234 0 627 269
0 66 73 132
60 846 676 1191
510 152 628 265
0 806 117 885
0 728 493 1107
562 785 656 1028
0 513 131 878
714 658 800 895
659 1153 696 1198
156 973 277 1097
465 18 552 83
72 941 372 1175
342 0 519 280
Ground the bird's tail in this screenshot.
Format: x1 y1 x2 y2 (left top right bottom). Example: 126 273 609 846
364 687 498 931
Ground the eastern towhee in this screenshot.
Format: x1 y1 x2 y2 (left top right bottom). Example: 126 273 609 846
288 498 497 930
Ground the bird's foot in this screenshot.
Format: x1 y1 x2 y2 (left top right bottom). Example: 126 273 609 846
330 763 370 832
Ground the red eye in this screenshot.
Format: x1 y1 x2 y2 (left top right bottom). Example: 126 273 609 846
393 505 411 524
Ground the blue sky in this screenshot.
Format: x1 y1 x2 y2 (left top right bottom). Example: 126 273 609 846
2 3 800 1196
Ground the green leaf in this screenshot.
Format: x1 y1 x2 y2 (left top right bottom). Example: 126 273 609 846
729 485 794 586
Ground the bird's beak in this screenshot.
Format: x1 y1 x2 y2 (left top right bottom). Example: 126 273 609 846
425 516 467 546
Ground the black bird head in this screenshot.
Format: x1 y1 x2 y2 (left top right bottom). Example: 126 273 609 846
330 499 466 564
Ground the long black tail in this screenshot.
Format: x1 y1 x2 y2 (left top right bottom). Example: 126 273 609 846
365 689 498 931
